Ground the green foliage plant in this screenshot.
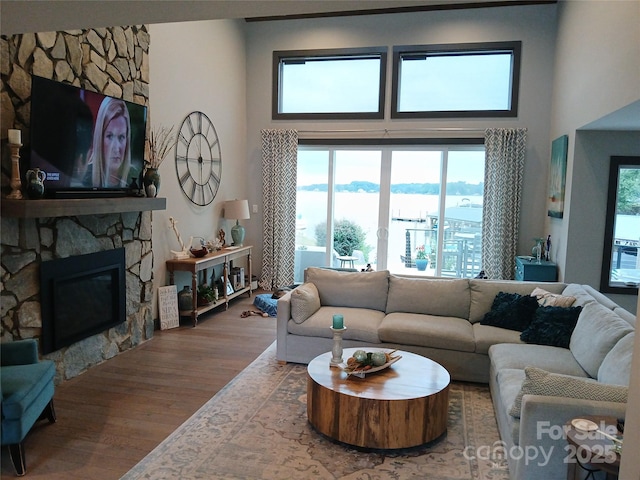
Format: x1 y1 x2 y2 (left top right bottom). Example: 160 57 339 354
315 218 368 257
197 284 216 304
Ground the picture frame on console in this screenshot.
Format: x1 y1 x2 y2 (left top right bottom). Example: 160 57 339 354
225 277 234 295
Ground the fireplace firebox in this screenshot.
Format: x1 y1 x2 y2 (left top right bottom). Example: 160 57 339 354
40 248 126 354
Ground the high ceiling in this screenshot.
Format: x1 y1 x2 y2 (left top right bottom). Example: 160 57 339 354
3 0 636 131
1 0 539 36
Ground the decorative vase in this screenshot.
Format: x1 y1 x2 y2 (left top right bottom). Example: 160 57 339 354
143 167 160 197
415 258 428 271
26 168 46 199
178 286 193 312
532 238 544 263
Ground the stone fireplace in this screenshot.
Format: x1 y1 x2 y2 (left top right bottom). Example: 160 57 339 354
1 25 155 382
1 211 156 382
40 247 127 355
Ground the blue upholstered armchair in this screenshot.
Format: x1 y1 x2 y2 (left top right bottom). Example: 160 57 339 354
1 339 56 476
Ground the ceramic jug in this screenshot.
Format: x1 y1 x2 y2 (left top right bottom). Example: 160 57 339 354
178 286 193 312
26 168 46 199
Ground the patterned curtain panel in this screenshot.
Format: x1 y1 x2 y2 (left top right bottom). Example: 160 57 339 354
260 129 298 290
482 128 527 279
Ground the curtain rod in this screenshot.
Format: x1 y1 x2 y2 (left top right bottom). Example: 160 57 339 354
296 127 487 134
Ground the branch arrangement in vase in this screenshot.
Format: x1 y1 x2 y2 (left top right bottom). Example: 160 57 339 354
145 125 176 169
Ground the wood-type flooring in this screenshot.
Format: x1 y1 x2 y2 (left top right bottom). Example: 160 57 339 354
0 292 277 479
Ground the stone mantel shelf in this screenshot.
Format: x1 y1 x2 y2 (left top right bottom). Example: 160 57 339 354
1 197 167 218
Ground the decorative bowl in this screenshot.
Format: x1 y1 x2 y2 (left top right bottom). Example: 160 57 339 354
189 247 208 258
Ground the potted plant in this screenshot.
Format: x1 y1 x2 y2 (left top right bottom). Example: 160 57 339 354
415 245 429 271
197 283 217 306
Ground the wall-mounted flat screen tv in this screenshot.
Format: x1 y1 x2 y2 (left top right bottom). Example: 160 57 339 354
29 75 147 196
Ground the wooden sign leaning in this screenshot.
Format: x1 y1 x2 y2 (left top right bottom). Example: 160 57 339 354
158 285 180 330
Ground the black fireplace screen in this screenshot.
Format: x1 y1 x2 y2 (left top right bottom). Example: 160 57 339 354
40 248 126 354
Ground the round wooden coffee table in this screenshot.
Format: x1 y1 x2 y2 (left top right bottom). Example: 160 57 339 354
307 348 450 449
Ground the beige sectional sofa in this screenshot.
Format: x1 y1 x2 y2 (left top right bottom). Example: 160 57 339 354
276 267 636 480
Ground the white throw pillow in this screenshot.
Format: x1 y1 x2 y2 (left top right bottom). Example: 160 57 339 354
290 282 321 324
509 367 628 418
530 287 576 307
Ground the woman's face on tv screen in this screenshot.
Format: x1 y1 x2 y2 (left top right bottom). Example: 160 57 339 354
102 115 128 180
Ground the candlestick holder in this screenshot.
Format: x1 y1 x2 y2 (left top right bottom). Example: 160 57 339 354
330 326 347 367
7 142 23 199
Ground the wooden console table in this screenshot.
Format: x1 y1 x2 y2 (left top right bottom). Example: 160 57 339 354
166 245 252 326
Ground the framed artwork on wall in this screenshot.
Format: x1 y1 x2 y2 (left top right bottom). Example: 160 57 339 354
547 135 569 218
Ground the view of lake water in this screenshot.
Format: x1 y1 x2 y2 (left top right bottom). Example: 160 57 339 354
296 191 483 269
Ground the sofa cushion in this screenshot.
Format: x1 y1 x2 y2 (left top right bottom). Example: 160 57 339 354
520 306 582 348
598 332 635 386
495 368 525 444
488 343 589 378
569 302 634 378
509 367 628 418
561 284 597 308
530 287 576 307
305 267 389 311
582 285 620 310
290 282 321 324
480 292 539 331
386 276 470 319
473 324 523 355
614 307 636 327
468 280 565 323
379 312 475 352
287 306 384 343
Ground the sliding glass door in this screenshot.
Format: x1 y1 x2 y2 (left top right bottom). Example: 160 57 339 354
295 143 484 282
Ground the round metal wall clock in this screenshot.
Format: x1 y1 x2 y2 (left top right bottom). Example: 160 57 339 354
175 111 222 206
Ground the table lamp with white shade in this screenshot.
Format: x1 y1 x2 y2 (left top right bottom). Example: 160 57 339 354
224 199 250 246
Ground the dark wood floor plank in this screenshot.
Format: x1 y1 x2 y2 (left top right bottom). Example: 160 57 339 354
0 292 277 479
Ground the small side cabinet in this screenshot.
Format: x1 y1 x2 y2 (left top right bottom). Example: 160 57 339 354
515 256 557 282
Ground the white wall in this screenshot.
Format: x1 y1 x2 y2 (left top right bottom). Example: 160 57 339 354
548 0 640 313
547 3 640 475
149 19 248 306
244 4 558 276
620 295 640 480
567 131 639 313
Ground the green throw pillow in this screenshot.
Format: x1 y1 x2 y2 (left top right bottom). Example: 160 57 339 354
509 367 628 418
481 292 539 331
520 306 582 348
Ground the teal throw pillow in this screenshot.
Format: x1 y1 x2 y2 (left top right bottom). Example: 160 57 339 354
481 291 539 331
520 306 582 348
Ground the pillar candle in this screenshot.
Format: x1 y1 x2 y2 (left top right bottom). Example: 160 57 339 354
8 129 21 145
332 314 344 330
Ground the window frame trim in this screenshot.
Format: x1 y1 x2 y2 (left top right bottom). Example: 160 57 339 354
272 47 388 120
600 155 640 295
295 141 485 277
391 41 522 119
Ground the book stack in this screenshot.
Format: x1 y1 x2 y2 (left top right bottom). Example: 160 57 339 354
230 267 245 290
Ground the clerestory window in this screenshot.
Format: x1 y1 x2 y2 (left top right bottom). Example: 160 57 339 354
392 41 521 118
273 47 387 120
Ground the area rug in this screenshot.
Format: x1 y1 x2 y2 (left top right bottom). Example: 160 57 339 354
122 343 509 480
